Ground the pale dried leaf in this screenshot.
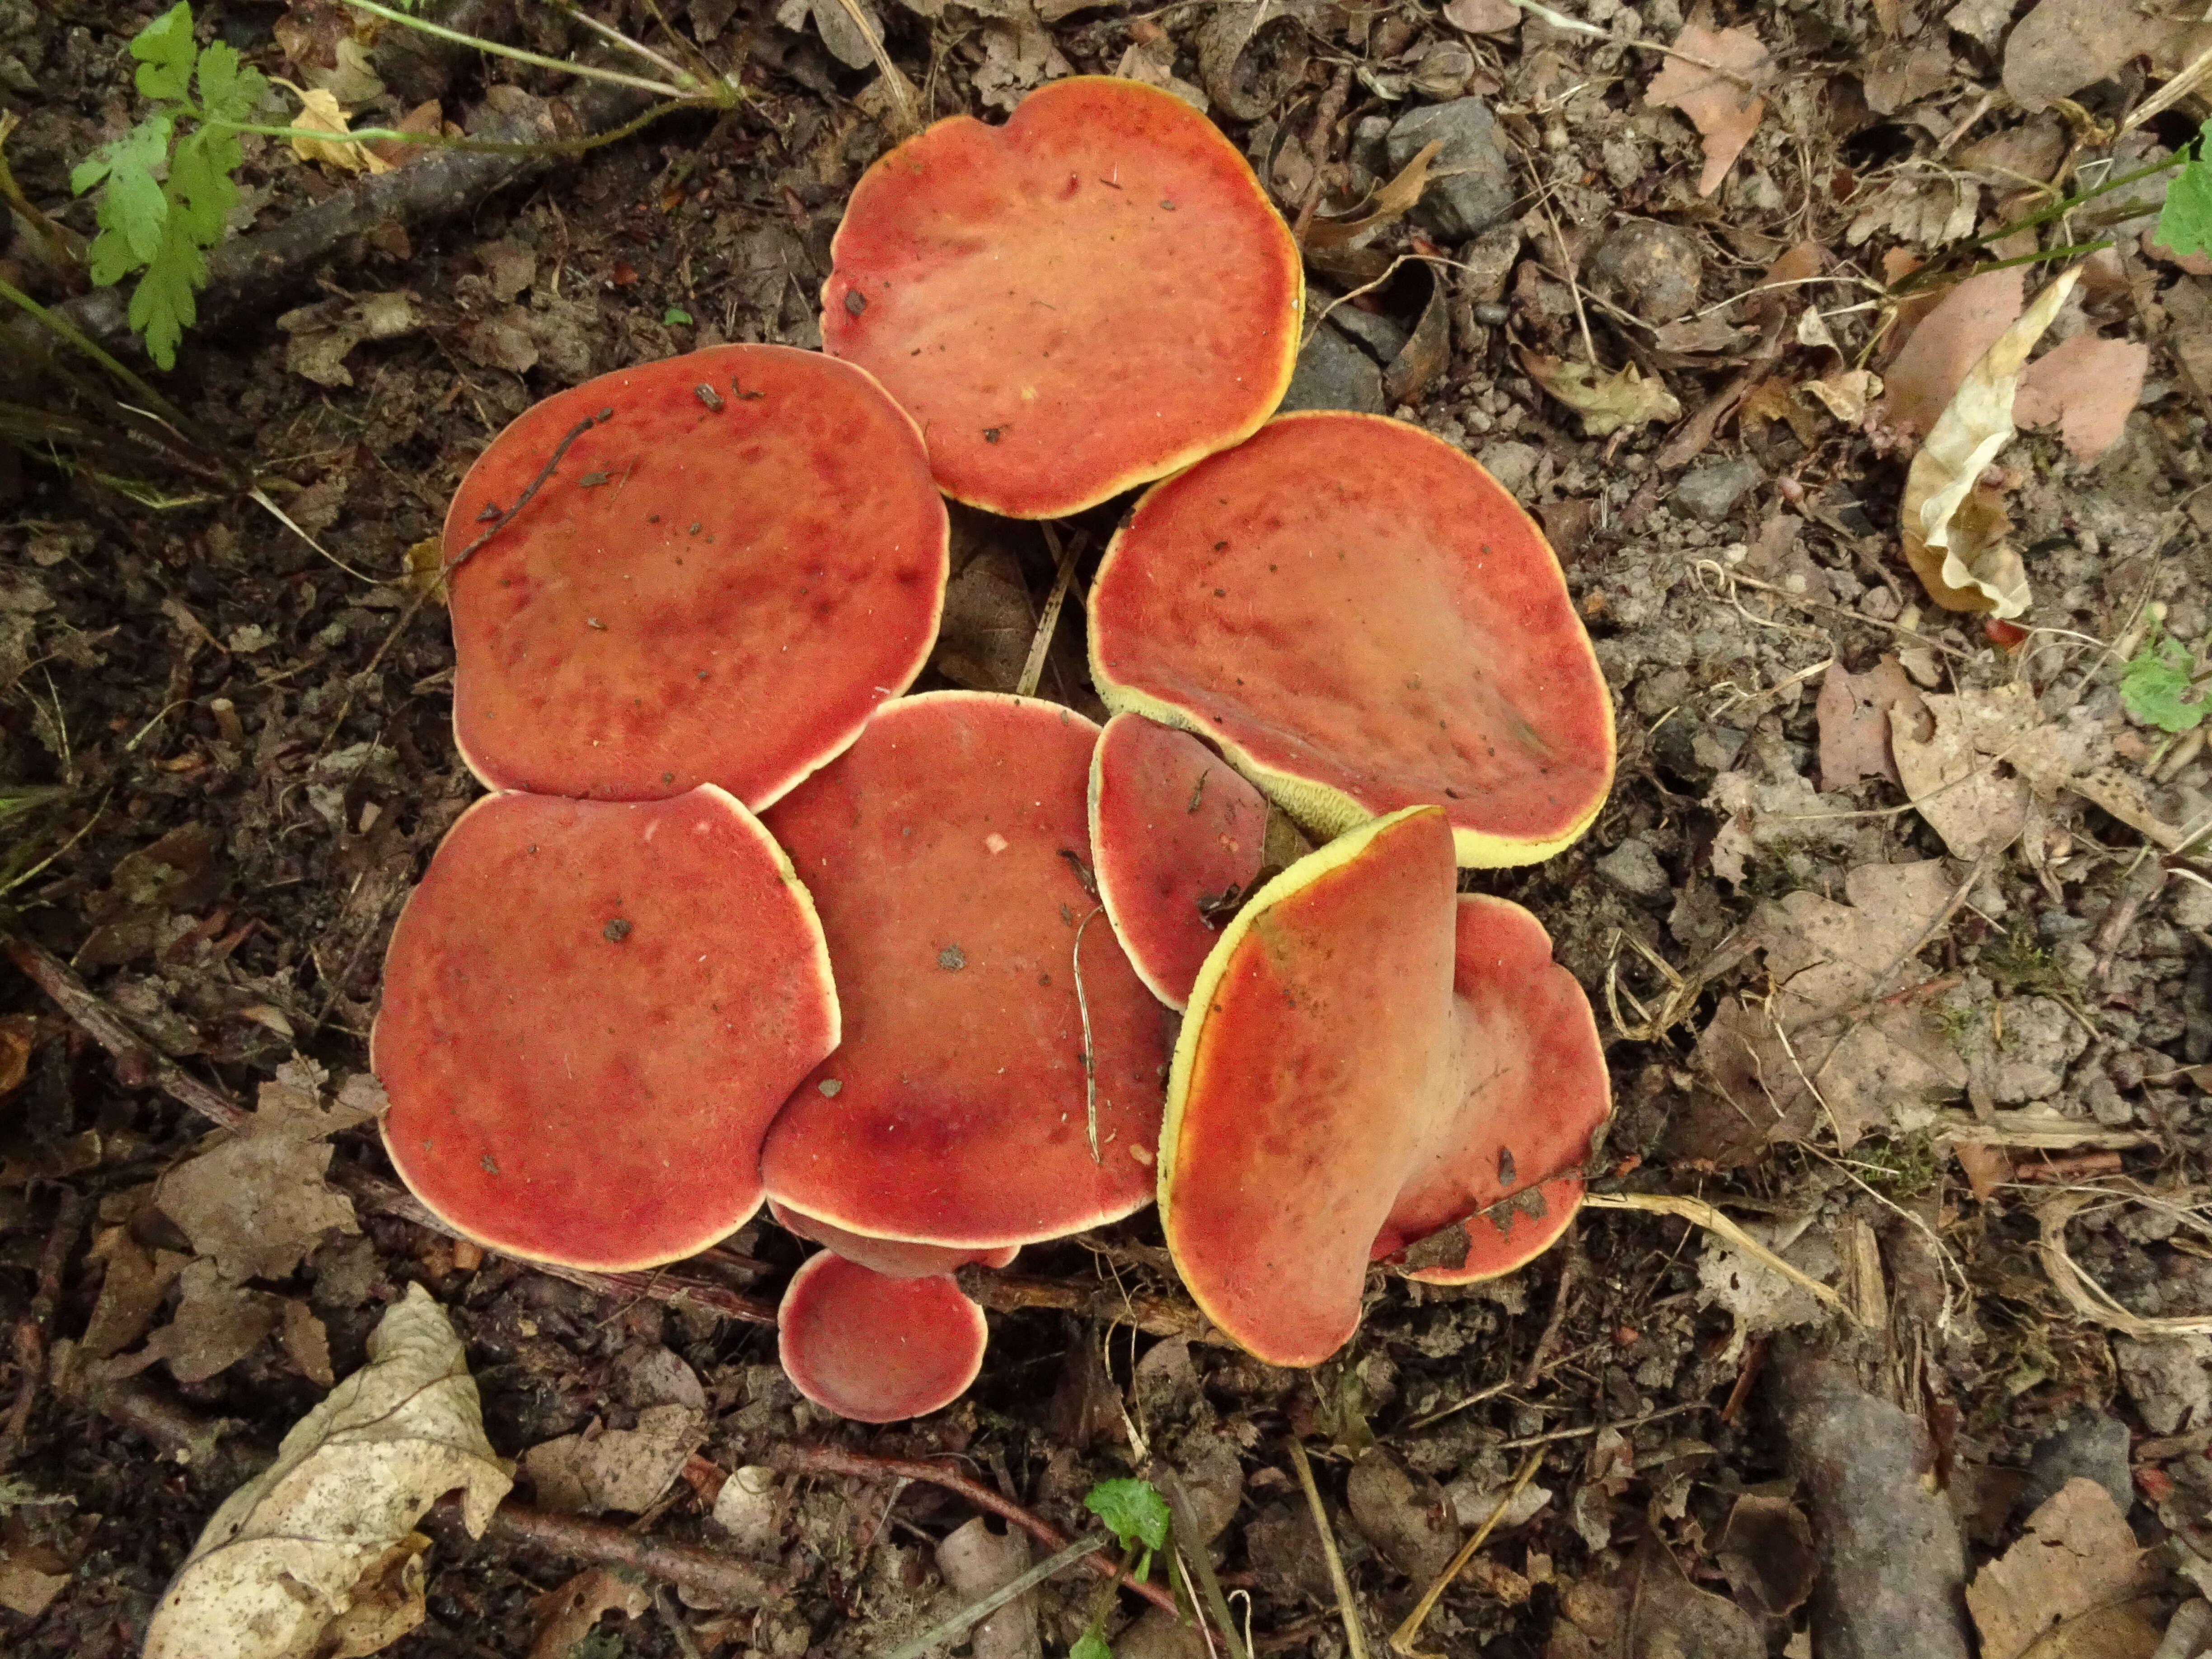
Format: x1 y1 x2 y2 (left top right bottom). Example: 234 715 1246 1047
1519 350 1682 435
523 1404 705 1516
2016 334 2149 462
1901 269 2078 619
120 1257 283 1385
1888 682 2100 858
1880 268 2024 435
1799 367 1880 425
0 1550 69 1619
1645 24 1771 197
938 1516 1043 1659
81 1224 190 1360
282 84 392 175
154 1070 366 1284
1967 1478 2160 1659
1443 0 1520 31
144 1285 512 1659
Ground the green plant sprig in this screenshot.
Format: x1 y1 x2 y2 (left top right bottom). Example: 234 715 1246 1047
70 2 267 371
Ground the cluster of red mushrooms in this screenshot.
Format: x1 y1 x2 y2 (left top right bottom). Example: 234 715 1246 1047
373 78 1617 1421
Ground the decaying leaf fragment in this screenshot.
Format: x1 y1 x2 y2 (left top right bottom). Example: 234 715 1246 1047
1901 268 2078 618
1519 349 1682 436
144 1284 513 1659
1303 140 1442 251
1645 23 1771 197
279 83 392 175
1967 1478 2161 1659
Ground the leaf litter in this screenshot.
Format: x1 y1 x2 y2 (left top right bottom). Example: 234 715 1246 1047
143 1284 512 1659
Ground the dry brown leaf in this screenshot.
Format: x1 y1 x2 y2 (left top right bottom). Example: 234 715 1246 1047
2016 334 2149 462
1815 655 1925 789
0 1013 33 1096
153 1061 373 1284
1953 1140 2016 1200
1901 269 2078 619
1967 1479 2161 1659
1443 0 1521 32
1739 376 1820 446
80 1223 190 1359
280 83 392 175
937 1516 1044 1659
528 1566 651 1659
1880 268 2024 435
1651 314 1757 354
0 1532 70 1619
1303 140 1442 251
144 1285 512 1659
2003 0 2195 113
1888 682 2098 859
1519 350 1682 435
1645 23 1771 197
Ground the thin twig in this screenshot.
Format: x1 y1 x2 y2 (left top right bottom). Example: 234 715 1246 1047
0 1188 89 1465
1289 1441 1369 1659
767 1444 1180 1617
1073 905 1106 1162
882 1533 1111 1659
338 0 698 98
1389 1451 1543 1659
1015 526 1082 700
955 1265 1216 1342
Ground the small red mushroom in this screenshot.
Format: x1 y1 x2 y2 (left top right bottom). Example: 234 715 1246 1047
1088 412 1616 867
446 343 948 810
820 77 1304 520
373 786 838 1271
1158 806 1608 1365
778 1251 988 1422
1087 711 1268 1009
760 691 1169 1256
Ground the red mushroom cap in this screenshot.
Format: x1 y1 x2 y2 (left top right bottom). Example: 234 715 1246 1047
820 77 1303 520
373 787 838 1271
1088 412 1616 867
1158 807 1607 1365
446 343 948 810
778 1251 988 1422
1372 894 1607 1277
1087 712 1268 1009
760 691 1169 1251
769 1197 1018 1279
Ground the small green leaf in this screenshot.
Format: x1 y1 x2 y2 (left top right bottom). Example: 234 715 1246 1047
131 2 198 103
1082 1479 1170 1555
1072 1631 1114 1659
195 40 267 125
2120 634 2206 733
130 224 206 370
664 306 694 326
2155 119 2212 262
86 116 174 267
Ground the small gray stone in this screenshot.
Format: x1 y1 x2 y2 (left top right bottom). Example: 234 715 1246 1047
1673 457 1762 522
1588 220 1704 323
2117 1336 2212 1434
1329 302 1410 366
1475 440 1540 499
1387 98 1513 240
2019 1412 2134 1518
1597 838 1670 900
1279 323 1385 414
1456 223 1523 305
1350 114 1393 178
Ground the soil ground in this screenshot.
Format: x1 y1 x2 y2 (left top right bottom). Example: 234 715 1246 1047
4 0 2212 1655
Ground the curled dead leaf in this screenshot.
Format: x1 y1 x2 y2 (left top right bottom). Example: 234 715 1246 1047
143 1284 513 1659
1303 141 1442 251
1900 268 2078 618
